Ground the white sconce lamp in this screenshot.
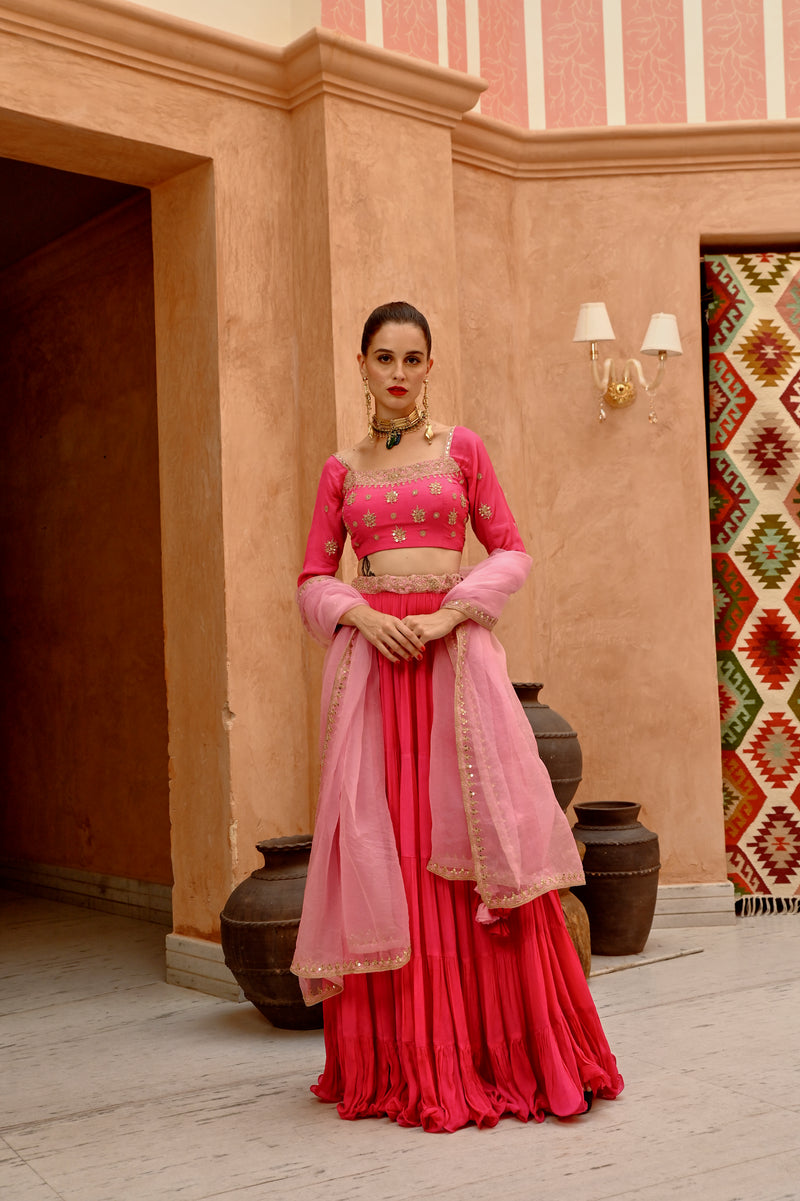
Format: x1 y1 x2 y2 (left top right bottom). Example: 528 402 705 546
573 303 683 423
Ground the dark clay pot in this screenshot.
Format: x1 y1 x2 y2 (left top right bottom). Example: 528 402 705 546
513 682 583 811
220 835 322 1030
571 802 660 955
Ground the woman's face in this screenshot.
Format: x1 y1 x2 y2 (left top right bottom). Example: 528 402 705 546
358 322 433 420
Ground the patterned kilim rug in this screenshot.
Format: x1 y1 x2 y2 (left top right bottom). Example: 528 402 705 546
704 252 800 914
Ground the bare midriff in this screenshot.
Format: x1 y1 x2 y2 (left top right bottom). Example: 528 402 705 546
359 547 462 577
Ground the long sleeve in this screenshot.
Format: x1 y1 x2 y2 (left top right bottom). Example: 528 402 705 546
297 456 349 588
450 428 526 554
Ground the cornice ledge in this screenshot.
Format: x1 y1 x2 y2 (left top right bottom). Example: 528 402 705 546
0 0 486 122
283 28 486 128
452 113 800 178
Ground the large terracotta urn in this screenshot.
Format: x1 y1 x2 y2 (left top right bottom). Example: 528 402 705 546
570 802 660 955
220 835 322 1030
513 682 583 811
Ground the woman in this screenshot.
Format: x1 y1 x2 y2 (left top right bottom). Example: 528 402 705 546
291 301 623 1132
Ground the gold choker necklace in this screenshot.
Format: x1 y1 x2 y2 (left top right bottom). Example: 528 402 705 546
370 407 425 449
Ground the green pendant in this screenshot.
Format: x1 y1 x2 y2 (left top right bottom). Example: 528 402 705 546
386 429 402 449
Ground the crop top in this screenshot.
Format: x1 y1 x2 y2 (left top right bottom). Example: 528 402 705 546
298 426 524 586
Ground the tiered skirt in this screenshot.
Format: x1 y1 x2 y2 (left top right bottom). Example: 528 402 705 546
312 586 623 1132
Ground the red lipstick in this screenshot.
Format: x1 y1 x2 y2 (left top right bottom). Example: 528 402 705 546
387 387 408 396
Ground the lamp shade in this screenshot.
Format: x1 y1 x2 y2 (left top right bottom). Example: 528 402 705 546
640 312 682 356
573 302 616 343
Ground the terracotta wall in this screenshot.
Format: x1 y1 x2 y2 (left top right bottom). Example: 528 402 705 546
451 144 800 885
2 1 773 951
0 195 172 885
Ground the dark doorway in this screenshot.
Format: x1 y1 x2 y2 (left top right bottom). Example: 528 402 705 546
0 158 172 916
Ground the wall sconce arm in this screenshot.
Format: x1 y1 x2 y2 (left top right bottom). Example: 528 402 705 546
574 305 680 425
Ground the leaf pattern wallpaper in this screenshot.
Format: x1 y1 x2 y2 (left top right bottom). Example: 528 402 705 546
320 0 790 130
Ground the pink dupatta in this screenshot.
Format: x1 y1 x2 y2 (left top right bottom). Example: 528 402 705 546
291 552 584 1004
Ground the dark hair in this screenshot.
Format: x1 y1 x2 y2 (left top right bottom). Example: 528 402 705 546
360 301 432 357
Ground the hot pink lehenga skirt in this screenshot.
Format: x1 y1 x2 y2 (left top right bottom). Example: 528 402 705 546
312 587 623 1132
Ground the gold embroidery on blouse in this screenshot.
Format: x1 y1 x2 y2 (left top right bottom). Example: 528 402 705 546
345 493 356 505
429 481 442 494
363 511 376 527
447 509 458 525
385 490 398 503
478 504 493 519
325 539 338 556
433 511 440 519
460 495 468 509
412 506 426 523
391 526 406 543
343 458 461 491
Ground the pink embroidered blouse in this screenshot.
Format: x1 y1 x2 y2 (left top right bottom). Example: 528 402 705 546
298 426 524 585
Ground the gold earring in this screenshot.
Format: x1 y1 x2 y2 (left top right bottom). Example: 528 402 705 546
363 376 375 439
422 379 434 443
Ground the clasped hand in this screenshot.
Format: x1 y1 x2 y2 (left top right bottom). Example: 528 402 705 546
343 605 465 663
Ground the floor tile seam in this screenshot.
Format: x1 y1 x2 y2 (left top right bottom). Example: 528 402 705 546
606 1142 800 1200
0 982 222 1020
0 1079 307 1139
0 1135 67 1200
596 973 800 1018
418 1135 800 1201
677 1068 800 1109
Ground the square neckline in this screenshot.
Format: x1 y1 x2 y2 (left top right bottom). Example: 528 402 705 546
335 426 456 477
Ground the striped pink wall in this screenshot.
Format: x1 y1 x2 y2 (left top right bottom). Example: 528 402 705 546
382 0 439 61
320 0 795 129
787 0 800 118
621 0 687 125
703 0 767 121
479 0 529 126
447 0 469 73
541 0 607 128
322 0 366 40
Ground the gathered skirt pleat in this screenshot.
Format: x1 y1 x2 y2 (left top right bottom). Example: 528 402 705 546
312 589 623 1132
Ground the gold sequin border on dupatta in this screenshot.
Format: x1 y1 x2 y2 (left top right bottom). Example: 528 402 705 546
441 598 497 630
427 623 584 908
296 626 412 1001
292 946 412 1004
318 633 355 772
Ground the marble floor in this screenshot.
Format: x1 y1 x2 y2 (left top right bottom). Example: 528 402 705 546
2 888 799 1201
